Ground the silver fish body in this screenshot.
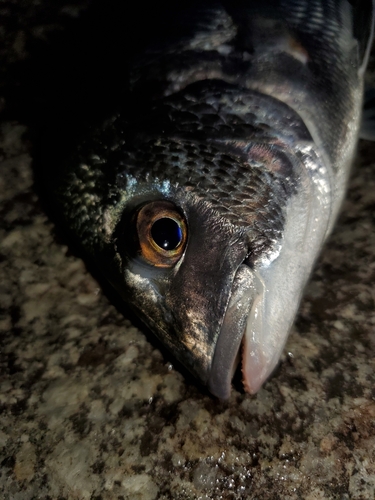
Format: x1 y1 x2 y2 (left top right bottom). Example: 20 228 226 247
49 0 374 398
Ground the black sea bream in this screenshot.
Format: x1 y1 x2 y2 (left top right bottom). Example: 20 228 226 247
47 0 375 398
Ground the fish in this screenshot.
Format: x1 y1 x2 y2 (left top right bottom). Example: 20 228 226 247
44 0 375 399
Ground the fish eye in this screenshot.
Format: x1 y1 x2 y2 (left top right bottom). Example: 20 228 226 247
136 201 187 267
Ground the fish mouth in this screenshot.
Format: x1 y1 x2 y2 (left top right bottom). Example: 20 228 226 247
207 263 258 399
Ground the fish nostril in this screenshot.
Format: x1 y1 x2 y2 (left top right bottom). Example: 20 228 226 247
243 257 254 269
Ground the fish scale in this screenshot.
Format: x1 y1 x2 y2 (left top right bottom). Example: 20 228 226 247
61 81 306 253
46 0 374 398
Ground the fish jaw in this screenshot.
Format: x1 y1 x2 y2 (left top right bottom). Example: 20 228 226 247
209 145 333 398
207 263 256 399
243 157 332 395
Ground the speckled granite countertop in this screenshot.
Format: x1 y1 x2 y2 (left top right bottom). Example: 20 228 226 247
1 2 375 499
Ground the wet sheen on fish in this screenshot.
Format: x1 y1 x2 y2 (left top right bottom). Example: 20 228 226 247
47 0 375 398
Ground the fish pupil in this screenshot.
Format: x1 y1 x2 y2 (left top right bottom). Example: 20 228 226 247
151 218 182 251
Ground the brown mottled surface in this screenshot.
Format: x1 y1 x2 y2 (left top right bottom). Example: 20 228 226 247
0 2 374 499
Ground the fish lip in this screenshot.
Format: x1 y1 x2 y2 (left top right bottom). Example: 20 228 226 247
207 263 256 399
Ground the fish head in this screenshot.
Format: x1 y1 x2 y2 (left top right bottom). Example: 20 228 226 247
93 135 321 399
61 102 330 399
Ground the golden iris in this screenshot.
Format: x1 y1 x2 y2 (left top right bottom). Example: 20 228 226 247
136 201 187 267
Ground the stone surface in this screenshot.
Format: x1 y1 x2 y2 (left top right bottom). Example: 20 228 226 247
0 2 374 499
